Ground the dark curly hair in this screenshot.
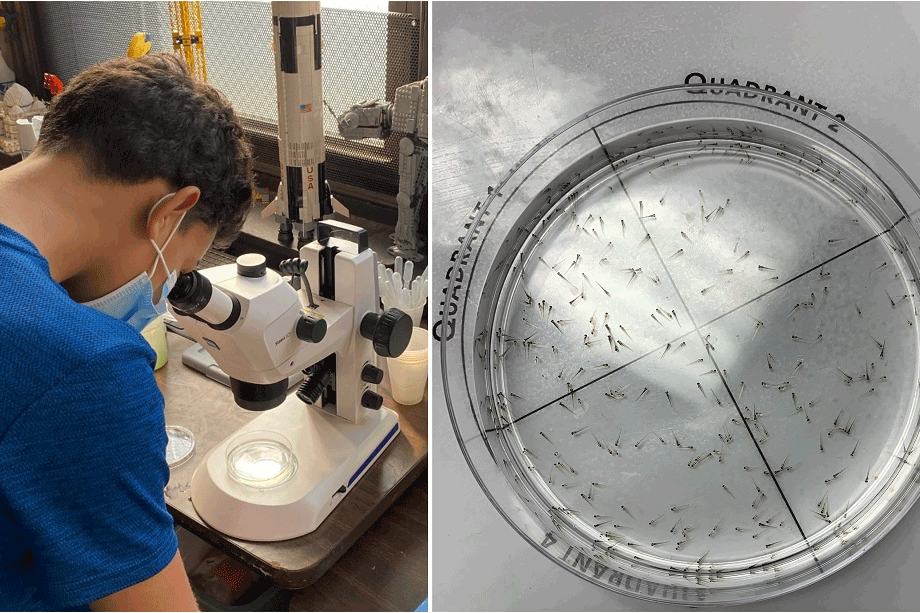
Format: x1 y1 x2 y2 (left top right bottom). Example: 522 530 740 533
35 52 254 248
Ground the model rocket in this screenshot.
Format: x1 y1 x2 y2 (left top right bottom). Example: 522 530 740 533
268 1 331 243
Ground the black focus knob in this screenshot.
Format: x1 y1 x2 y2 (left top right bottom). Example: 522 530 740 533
360 308 413 358
236 253 267 278
361 390 383 410
361 363 384 384
296 314 327 343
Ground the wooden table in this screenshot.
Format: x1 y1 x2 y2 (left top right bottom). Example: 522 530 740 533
155 332 428 591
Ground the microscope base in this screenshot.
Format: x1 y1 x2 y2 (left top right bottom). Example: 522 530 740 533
190 401 400 542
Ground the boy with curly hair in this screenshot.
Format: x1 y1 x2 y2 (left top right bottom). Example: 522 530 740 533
0 52 255 611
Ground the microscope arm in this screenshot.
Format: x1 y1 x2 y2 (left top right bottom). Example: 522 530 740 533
168 225 413 416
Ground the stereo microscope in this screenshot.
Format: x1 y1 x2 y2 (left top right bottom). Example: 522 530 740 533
167 219 413 541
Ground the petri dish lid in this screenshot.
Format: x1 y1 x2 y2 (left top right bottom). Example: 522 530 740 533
165 425 195 469
226 430 298 488
440 84 920 605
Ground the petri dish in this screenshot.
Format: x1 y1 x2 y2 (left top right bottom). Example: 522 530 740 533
226 430 298 488
439 84 920 605
165 424 195 469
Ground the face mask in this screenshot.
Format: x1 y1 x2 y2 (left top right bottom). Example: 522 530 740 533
82 192 187 332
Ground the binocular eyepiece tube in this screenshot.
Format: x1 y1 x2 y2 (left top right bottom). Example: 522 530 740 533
168 271 241 331
169 271 284 411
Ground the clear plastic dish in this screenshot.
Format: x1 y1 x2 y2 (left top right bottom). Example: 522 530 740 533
439 84 920 605
226 430 298 489
165 424 196 469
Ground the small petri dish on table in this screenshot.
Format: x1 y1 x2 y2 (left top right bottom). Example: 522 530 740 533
165 424 196 469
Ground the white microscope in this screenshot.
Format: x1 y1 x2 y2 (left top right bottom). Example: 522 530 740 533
167 219 413 541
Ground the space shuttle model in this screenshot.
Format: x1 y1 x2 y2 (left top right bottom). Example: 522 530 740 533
266 1 333 245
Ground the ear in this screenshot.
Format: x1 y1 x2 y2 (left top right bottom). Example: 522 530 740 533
174 185 201 213
145 186 201 243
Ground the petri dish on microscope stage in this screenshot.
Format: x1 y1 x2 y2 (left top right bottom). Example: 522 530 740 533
226 430 298 489
440 85 920 605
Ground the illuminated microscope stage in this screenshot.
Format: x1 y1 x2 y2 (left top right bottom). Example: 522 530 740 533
441 87 920 604
191 397 399 542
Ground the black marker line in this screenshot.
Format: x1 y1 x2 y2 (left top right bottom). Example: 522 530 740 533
703 341 820 569
591 134 809 553
470 124 914 576
695 215 907 331
599 129 820 568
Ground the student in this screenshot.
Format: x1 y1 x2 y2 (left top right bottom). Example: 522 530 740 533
0 52 254 611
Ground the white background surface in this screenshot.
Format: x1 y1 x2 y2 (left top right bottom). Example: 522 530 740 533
430 2 920 610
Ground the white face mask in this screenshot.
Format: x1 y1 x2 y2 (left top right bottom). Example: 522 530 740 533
82 192 187 332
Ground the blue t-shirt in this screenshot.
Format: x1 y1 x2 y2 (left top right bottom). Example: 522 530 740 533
0 223 178 610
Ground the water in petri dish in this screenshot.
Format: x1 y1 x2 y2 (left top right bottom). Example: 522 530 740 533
227 437 297 487
477 121 920 588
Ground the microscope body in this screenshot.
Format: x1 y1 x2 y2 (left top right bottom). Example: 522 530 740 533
168 221 413 541
297 222 383 423
169 221 407 423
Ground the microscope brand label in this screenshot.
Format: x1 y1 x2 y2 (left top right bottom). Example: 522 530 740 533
275 331 292 346
683 72 846 133
539 533 705 602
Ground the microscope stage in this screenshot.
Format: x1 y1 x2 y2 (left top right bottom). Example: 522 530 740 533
190 398 399 542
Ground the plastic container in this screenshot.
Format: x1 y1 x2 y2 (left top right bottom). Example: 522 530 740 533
387 327 428 405
378 260 428 327
141 314 168 370
16 115 40 158
165 425 196 468
439 84 920 605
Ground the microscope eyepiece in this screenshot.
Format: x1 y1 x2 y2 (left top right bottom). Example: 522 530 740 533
168 271 212 314
168 270 241 331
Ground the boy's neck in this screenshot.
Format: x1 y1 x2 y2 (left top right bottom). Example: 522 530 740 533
0 152 167 300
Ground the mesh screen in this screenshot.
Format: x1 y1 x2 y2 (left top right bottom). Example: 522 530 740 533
36 2 420 202
196 246 237 270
